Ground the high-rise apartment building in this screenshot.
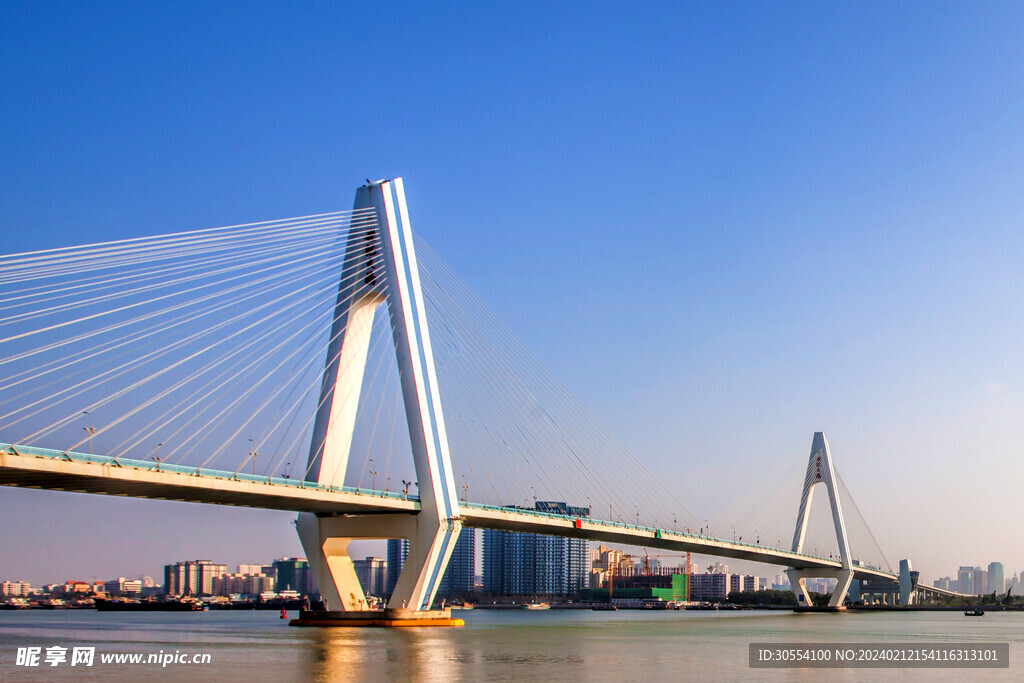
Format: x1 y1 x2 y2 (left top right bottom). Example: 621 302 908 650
988 562 1004 594
958 566 974 595
163 560 227 595
353 557 388 597
482 502 589 596
483 527 505 596
386 538 411 597
975 569 988 595
385 531 476 600
273 558 314 595
438 529 476 598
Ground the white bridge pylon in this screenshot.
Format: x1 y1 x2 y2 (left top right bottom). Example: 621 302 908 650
298 178 461 612
786 431 854 608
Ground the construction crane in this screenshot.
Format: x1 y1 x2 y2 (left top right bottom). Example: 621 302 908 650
685 551 692 602
608 561 614 602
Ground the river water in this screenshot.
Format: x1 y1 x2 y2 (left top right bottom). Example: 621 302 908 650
1 608 1023 681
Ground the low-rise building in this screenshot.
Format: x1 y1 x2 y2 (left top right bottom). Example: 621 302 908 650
58 581 92 595
690 573 729 602
728 574 760 594
578 574 689 603
1 581 32 597
211 573 275 596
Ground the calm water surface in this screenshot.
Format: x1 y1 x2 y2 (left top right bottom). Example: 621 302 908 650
2 608 1023 681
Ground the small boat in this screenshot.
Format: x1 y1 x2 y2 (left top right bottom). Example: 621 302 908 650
0 598 30 610
94 597 202 612
964 608 985 616
523 602 550 610
256 596 308 611
451 602 474 610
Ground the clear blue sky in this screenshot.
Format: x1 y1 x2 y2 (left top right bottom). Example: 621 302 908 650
2 1 1024 584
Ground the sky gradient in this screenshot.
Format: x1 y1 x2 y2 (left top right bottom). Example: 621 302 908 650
2 1 1024 585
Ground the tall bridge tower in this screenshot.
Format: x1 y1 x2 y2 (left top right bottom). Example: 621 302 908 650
297 178 462 612
786 431 854 609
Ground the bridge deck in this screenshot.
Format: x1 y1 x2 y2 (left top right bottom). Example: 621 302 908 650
0 444 900 579
0 444 417 515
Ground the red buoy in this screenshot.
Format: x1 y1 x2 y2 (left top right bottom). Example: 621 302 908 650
280 609 287 619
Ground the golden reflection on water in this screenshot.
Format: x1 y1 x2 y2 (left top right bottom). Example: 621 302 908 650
311 627 466 681
297 610 1024 682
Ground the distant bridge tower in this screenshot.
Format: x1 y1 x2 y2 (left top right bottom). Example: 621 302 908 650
786 432 854 609
297 178 462 612
898 558 915 606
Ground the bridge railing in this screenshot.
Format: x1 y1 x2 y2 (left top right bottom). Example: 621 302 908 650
0 442 415 503
458 500 848 563
1 442 878 570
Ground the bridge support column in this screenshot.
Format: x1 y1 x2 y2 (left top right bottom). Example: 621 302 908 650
787 567 854 608
786 569 813 607
786 432 855 609
848 578 861 603
899 559 914 606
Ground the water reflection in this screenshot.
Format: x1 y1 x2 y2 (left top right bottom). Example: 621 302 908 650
305 613 602 680
309 627 466 681
4 609 1023 681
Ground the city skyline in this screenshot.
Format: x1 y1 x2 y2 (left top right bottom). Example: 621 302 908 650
13 539 1020 603
4 2 1024 584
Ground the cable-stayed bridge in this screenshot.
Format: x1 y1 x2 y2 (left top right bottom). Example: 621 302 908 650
0 179 962 614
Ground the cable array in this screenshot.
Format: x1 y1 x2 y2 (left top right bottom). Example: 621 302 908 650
411 235 701 531
0 209 383 480
0 208 894 568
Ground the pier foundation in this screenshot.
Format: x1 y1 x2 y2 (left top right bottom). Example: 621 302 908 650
290 607 464 627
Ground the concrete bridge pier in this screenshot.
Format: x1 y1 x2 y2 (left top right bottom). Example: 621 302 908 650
787 567 854 609
297 511 462 616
